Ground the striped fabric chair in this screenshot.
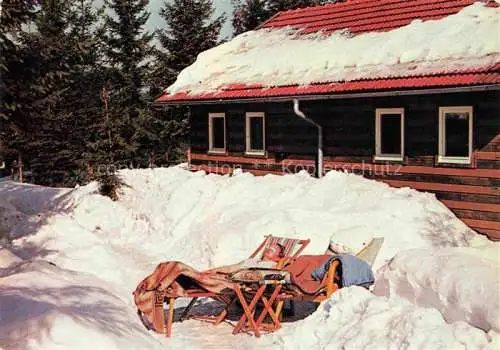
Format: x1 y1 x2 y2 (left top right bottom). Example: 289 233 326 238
249 235 311 268
176 235 310 331
229 237 384 337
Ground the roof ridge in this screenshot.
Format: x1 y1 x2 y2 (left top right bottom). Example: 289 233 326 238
262 0 477 35
271 0 416 21
266 0 467 26
310 6 470 34
268 2 469 33
277 0 348 15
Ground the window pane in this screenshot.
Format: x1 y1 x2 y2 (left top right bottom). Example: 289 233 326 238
380 114 401 154
445 113 469 157
212 117 225 149
249 117 264 150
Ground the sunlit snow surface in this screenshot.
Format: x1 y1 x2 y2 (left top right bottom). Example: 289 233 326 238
1 166 499 349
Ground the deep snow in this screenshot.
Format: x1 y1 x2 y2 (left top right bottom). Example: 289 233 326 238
0 166 499 349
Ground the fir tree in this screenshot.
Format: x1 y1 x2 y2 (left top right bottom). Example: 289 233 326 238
0 0 38 164
10 0 77 185
148 0 225 165
101 0 155 167
232 0 269 36
8 0 104 186
66 0 108 183
232 0 332 35
17 0 88 185
0 0 37 123
152 0 225 94
103 0 153 108
266 0 324 13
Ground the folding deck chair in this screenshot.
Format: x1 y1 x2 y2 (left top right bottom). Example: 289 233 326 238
227 256 340 336
136 235 310 337
249 235 310 267
178 235 310 326
134 261 237 337
228 237 384 337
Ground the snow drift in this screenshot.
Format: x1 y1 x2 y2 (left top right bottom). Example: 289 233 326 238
1 166 499 349
258 287 492 350
374 246 500 332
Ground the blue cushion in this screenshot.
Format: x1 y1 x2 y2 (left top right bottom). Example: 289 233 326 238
311 254 374 287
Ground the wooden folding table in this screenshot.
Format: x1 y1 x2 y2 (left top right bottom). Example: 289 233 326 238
231 280 287 337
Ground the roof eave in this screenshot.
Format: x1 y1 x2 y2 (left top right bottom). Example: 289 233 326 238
151 83 500 107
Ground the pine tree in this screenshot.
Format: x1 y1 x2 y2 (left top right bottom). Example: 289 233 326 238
101 0 155 168
0 0 37 122
102 0 153 110
147 0 224 165
152 0 225 94
0 0 37 164
232 0 270 36
66 0 108 183
232 0 332 35
10 0 78 185
7 0 105 186
266 0 324 13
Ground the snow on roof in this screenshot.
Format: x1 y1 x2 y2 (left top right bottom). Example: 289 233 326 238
166 2 500 96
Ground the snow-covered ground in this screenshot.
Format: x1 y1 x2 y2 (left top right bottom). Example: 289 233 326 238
1 166 499 349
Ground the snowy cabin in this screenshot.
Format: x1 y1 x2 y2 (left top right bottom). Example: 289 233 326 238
155 0 500 239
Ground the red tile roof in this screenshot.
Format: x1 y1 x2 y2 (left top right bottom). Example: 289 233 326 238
261 0 496 35
156 0 500 104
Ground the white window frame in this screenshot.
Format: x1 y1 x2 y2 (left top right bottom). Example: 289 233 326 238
438 106 473 164
245 112 266 156
375 108 405 161
208 113 226 154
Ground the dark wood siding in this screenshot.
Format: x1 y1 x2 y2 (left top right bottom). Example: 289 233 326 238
190 106 209 152
189 90 500 239
226 106 245 153
267 104 317 154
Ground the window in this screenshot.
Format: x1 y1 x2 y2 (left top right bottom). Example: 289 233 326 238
245 112 265 155
438 106 473 164
208 113 226 153
375 108 404 161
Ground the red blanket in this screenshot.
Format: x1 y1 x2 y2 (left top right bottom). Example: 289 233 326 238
133 261 236 332
284 255 332 294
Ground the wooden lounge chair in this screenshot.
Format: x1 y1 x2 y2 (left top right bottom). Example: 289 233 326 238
134 261 237 337
229 237 384 337
249 235 311 267
133 235 310 337
228 255 341 336
179 235 310 326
